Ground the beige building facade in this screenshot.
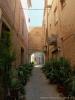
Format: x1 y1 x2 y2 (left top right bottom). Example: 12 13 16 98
0 0 32 99
43 0 75 67
0 0 29 67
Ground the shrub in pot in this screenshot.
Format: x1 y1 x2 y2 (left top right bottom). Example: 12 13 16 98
64 70 75 98
18 67 27 86
42 57 71 94
18 63 34 86
54 58 71 94
10 78 20 100
57 58 71 84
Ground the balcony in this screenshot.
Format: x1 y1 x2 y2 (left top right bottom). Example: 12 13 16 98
47 34 57 45
51 47 58 53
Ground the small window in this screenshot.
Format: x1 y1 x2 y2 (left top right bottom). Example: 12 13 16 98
60 0 66 8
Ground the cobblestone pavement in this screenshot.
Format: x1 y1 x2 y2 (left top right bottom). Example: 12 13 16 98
25 65 64 100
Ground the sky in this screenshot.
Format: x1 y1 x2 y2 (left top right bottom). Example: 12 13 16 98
21 0 44 27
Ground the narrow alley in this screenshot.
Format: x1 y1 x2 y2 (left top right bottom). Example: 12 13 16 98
26 65 63 100
0 0 75 99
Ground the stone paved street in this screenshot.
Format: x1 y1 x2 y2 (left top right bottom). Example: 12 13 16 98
25 65 64 100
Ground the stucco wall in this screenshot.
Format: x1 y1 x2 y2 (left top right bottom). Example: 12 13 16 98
0 0 28 66
43 0 75 67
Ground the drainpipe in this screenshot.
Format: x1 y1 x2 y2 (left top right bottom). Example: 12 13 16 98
46 3 51 60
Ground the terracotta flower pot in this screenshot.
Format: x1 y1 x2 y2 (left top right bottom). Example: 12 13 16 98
57 84 65 93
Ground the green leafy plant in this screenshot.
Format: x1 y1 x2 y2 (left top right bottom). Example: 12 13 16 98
42 57 71 85
57 58 71 84
0 31 34 99
8 60 33 99
0 31 15 99
18 63 34 86
42 57 75 98
64 70 75 97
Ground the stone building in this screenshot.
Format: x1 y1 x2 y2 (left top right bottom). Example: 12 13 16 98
0 0 29 66
43 0 75 67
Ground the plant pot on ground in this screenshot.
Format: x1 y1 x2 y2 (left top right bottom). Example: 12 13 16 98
56 83 69 96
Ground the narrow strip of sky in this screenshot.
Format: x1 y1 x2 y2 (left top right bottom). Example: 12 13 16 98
21 0 44 27
21 0 29 28
29 0 44 27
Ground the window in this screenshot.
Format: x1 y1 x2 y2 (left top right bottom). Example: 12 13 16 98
54 7 58 25
1 21 10 38
22 19 24 35
21 48 24 64
60 0 66 8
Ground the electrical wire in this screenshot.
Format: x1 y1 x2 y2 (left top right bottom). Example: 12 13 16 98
20 8 47 10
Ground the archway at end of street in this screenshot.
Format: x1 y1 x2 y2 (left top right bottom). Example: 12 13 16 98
30 52 45 66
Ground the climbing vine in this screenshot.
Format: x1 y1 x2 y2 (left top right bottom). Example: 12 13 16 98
0 31 15 99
